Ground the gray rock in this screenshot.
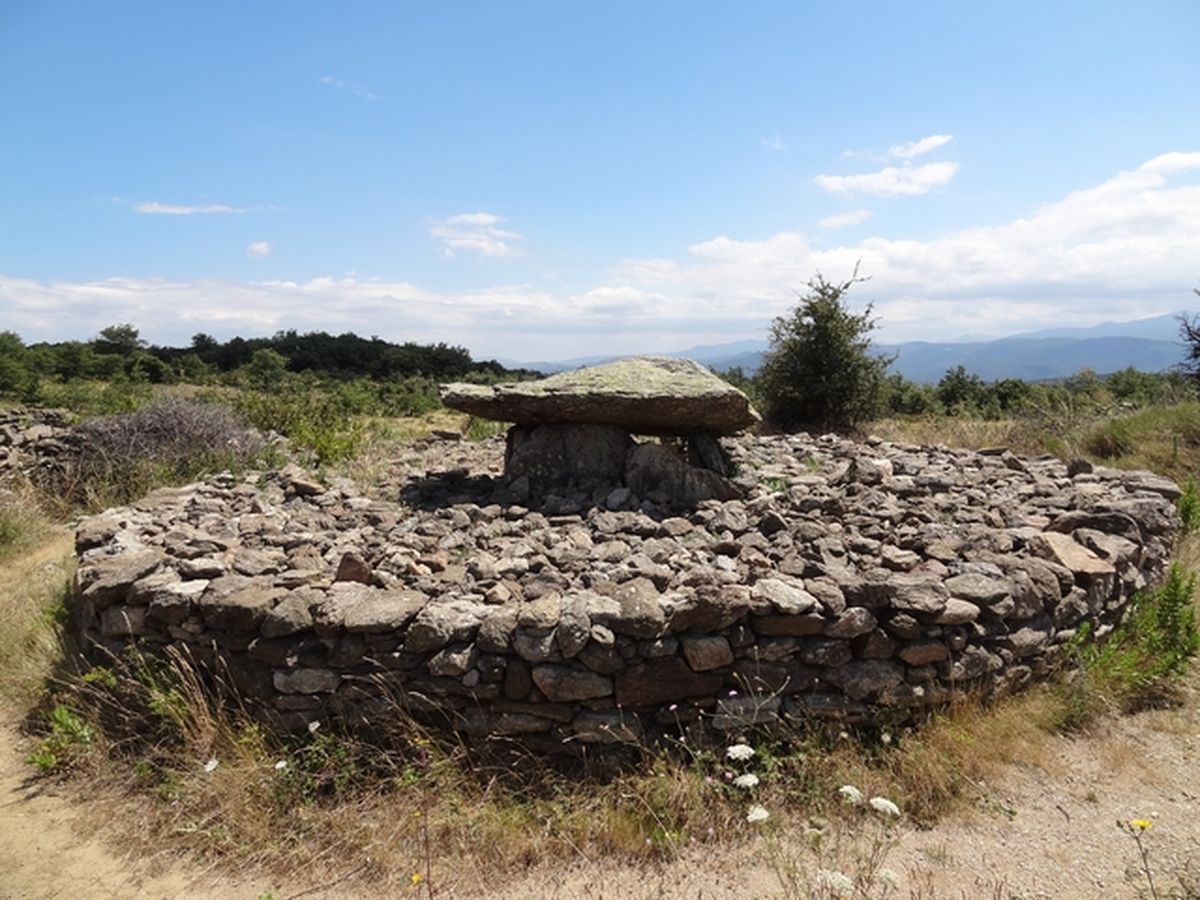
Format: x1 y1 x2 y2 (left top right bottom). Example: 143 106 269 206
77 548 164 608
751 578 817 615
200 584 284 634
824 607 877 639
440 356 760 435
555 595 592 658
404 600 488 653
664 584 751 632
506 423 632 486
342 589 427 633
886 573 950 616
944 573 1012 607
624 443 742 507
614 657 723 706
897 639 950 666
609 577 666 638
260 591 318 638
799 639 853 667
681 635 734 672
823 659 904 701
934 598 980 625
273 668 340 694
531 665 613 702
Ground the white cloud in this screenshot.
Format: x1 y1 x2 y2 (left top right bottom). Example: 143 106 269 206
133 201 244 215
5 152 1198 359
246 241 271 258
761 135 786 151
429 212 524 258
819 209 873 229
319 74 379 101
889 134 953 159
814 161 959 197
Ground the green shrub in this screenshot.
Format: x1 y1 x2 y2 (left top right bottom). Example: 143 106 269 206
1070 564 1199 715
1082 418 1137 459
231 383 363 464
27 705 94 773
1179 480 1200 534
757 270 891 432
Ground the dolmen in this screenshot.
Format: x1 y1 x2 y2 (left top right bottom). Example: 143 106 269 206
440 357 761 510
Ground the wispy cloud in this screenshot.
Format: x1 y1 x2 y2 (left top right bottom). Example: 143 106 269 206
429 212 524 258
761 135 786 151
818 133 957 197
133 201 244 215
245 241 271 259
319 74 379 101
815 161 959 197
888 134 953 159
819 209 873 229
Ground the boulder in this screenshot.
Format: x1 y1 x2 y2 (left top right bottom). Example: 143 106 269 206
440 356 760 435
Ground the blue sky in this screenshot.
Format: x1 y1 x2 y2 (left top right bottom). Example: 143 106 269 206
2 1 1198 361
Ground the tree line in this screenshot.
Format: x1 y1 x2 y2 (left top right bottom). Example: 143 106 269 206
0 324 535 403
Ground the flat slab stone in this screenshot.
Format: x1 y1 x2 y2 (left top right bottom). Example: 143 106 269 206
440 356 760 435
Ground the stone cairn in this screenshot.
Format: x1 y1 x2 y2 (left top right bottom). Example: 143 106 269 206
72 359 1181 751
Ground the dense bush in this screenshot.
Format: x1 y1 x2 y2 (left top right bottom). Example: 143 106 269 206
54 397 268 507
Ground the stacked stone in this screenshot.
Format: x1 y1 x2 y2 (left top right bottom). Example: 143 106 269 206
0 408 80 482
73 434 1180 749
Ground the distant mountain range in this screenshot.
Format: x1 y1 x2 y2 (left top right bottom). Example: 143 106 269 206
507 312 1192 384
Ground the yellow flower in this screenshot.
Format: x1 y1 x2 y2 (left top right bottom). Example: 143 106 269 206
410 872 424 885
1130 818 1152 831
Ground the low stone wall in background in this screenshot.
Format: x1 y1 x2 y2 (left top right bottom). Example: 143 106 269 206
72 432 1180 750
0 408 79 483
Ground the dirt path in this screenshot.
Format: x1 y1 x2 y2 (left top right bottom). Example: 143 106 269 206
4 700 1198 900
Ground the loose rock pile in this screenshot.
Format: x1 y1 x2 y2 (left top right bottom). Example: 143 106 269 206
0 408 81 483
73 431 1181 750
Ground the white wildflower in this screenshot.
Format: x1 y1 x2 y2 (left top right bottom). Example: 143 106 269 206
838 784 864 805
816 869 855 897
307 720 321 734
869 796 901 818
274 760 288 771
203 757 219 773
725 743 755 762
732 773 760 789
746 804 770 823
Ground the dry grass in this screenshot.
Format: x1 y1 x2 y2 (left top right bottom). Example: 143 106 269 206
0 523 73 711
869 402 1200 485
334 408 469 490
866 416 1058 455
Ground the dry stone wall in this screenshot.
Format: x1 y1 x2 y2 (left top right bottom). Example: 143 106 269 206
0 408 80 483
72 433 1180 749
